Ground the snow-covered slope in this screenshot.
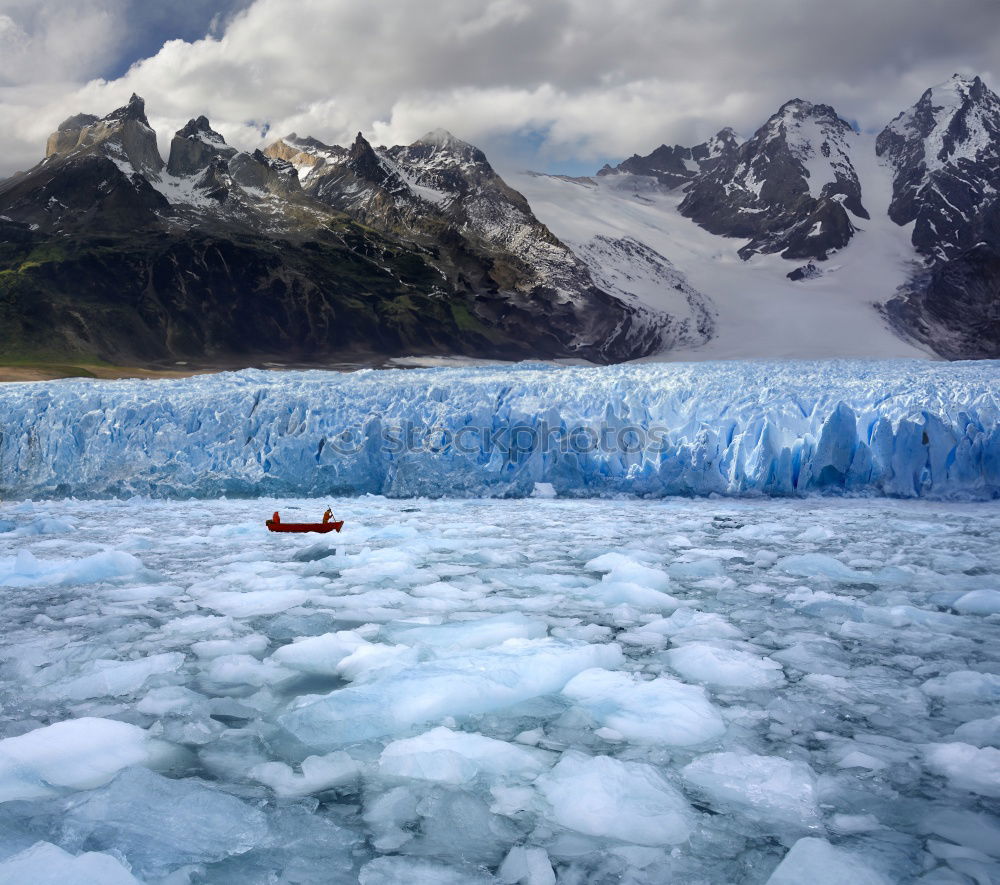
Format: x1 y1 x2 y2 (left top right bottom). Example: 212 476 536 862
508 144 930 361
1 361 997 500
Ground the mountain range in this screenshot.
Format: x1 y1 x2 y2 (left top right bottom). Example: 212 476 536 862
0 74 997 366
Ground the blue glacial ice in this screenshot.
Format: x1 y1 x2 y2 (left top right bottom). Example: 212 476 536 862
0 359 998 499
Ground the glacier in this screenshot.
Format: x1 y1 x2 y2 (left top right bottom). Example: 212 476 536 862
1 359 999 500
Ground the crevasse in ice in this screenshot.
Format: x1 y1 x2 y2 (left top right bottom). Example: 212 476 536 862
1 360 998 499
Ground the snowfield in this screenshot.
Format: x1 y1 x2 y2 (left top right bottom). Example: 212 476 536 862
1 360 999 500
0 495 998 882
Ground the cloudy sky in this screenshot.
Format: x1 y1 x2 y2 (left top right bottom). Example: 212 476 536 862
0 0 997 179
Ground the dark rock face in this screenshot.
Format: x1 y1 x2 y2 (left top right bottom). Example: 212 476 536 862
879 75 1000 357
787 262 823 281
281 128 665 361
166 116 237 177
877 75 1000 261
228 150 301 196
597 129 738 189
0 155 168 234
679 100 867 261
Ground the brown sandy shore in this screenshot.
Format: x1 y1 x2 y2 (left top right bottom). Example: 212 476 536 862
0 364 216 383
0 354 521 383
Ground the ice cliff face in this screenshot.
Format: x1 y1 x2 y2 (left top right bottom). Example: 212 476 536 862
1 361 997 500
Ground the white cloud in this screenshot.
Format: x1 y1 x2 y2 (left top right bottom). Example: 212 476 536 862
0 0 998 177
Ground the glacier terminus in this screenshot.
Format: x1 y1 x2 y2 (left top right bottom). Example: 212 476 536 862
1 360 998 501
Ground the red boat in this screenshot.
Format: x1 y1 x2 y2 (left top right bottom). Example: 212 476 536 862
266 509 344 534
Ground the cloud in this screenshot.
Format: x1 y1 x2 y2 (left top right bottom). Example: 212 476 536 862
0 0 998 178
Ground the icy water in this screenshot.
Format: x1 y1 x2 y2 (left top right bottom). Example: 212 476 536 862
0 496 998 884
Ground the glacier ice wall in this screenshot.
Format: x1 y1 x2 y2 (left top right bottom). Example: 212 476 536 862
1 360 998 500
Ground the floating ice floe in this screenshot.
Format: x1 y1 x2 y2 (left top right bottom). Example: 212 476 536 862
535 752 694 846
561 668 725 745
280 639 624 748
0 842 140 885
0 718 181 802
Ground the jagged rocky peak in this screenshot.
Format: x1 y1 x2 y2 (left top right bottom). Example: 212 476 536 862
597 127 739 189
228 148 301 196
43 93 163 177
343 131 397 187
263 133 348 181
166 115 236 177
695 127 739 162
877 73 1000 259
679 97 866 261
879 74 1000 358
878 74 1000 178
386 127 531 212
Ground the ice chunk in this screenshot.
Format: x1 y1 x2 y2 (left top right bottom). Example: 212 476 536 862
0 550 148 587
585 553 672 591
270 630 369 674
668 558 725 580
918 809 1000 858
359 856 492 884
0 842 140 885
202 653 296 688
249 750 360 797
136 685 210 717
924 743 1000 797
279 639 623 748
953 715 1000 747
777 553 865 582
382 613 548 649
765 838 889 885
665 643 785 689
62 767 269 877
198 588 309 617
951 589 1000 615
590 580 683 611
191 634 269 659
13 516 75 536
379 726 547 783
921 671 1000 704
44 652 185 700
497 845 556 885
0 717 181 802
682 751 820 826
535 752 694 845
336 642 419 682
561 668 725 745
642 609 742 642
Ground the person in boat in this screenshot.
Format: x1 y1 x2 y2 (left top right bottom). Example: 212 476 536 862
322 508 334 524
271 511 280 524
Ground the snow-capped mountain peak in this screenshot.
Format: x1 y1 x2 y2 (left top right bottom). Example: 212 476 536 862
165 116 236 178
413 127 467 149
881 74 1000 175
679 97 867 261
877 73 1000 260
